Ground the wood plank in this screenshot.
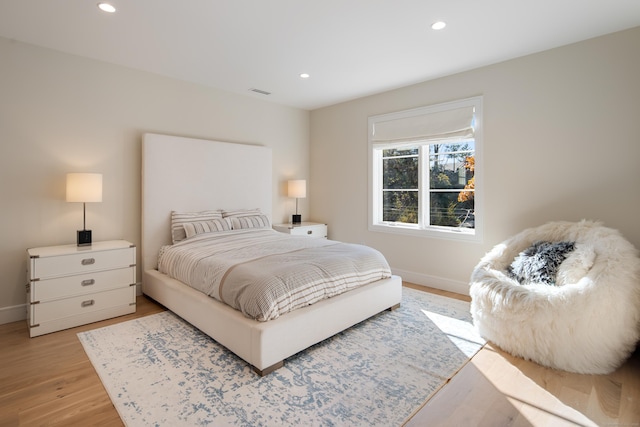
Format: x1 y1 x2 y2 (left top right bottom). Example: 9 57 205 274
405 343 640 427
0 295 164 427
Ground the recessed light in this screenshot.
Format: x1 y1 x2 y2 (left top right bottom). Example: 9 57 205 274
431 21 446 30
300 73 310 79
98 3 116 13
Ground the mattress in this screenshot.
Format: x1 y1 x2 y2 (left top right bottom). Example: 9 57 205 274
158 229 392 321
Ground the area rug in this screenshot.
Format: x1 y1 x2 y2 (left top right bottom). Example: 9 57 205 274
78 287 484 426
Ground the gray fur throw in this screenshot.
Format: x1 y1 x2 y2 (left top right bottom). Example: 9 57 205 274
507 241 575 285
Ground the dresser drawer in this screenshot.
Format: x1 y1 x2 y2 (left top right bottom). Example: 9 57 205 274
30 286 135 325
288 224 327 238
30 247 135 280
273 222 328 238
30 267 135 302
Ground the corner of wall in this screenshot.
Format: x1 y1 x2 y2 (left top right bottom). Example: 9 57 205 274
0 303 27 325
391 267 471 296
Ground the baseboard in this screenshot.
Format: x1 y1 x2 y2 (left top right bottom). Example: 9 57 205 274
391 268 470 296
0 303 27 325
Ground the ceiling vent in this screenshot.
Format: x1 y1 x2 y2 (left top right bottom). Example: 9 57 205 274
249 88 271 96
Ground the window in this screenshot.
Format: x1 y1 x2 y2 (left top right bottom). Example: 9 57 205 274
368 97 482 241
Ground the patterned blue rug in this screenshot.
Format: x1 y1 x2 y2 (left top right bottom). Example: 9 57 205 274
78 287 484 426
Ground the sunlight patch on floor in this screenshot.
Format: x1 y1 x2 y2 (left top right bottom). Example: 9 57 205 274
420 309 485 357
477 348 600 427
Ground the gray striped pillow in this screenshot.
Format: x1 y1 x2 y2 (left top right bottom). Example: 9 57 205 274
183 218 232 239
222 208 261 218
231 215 271 230
171 210 223 243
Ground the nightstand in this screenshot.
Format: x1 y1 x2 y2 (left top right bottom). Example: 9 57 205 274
273 222 328 238
27 240 136 337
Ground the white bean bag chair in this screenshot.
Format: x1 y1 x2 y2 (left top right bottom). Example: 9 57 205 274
470 220 640 374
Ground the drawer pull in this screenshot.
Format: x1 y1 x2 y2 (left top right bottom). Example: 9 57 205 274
81 299 95 308
307 230 313 235
81 258 96 266
81 279 95 286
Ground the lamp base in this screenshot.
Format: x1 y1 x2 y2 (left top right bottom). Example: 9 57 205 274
291 214 302 224
77 229 92 246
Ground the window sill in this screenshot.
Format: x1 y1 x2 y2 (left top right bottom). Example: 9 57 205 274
369 223 482 243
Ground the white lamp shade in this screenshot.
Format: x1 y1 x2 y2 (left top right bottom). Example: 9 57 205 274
66 173 103 202
288 180 306 198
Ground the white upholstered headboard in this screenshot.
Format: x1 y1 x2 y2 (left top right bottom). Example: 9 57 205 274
141 133 272 271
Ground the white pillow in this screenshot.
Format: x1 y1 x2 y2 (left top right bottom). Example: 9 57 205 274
555 242 597 286
171 210 223 243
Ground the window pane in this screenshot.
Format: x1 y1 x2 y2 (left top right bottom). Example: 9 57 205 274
429 192 475 228
383 148 418 157
383 156 418 189
428 142 474 155
429 143 474 190
383 190 418 223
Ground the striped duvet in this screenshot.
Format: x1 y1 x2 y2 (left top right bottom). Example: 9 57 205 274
158 229 392 321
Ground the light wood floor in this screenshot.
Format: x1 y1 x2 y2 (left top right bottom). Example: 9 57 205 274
1 284 638 426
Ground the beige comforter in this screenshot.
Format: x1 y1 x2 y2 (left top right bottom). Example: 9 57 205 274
158 229 392 321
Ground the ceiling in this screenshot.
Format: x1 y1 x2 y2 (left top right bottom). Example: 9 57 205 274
1 1 639 110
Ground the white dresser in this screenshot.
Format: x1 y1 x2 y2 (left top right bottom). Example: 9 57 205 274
273 222 328 238
27 240 136 337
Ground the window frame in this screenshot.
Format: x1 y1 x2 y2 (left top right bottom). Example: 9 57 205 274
368 96 483 242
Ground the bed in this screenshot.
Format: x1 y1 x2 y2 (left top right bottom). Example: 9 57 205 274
141 133 402 375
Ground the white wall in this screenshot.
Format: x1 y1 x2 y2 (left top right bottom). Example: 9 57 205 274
0 37 309 321
309 27 640 295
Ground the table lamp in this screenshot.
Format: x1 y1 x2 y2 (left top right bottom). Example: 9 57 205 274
66 173 103 246
288 179 306 224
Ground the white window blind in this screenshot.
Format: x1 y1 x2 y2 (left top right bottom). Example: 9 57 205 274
371 105 475 146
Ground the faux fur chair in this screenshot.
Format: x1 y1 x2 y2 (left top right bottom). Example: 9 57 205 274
470 220 640 374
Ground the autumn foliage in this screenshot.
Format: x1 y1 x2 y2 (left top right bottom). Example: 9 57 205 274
458 156 475 202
